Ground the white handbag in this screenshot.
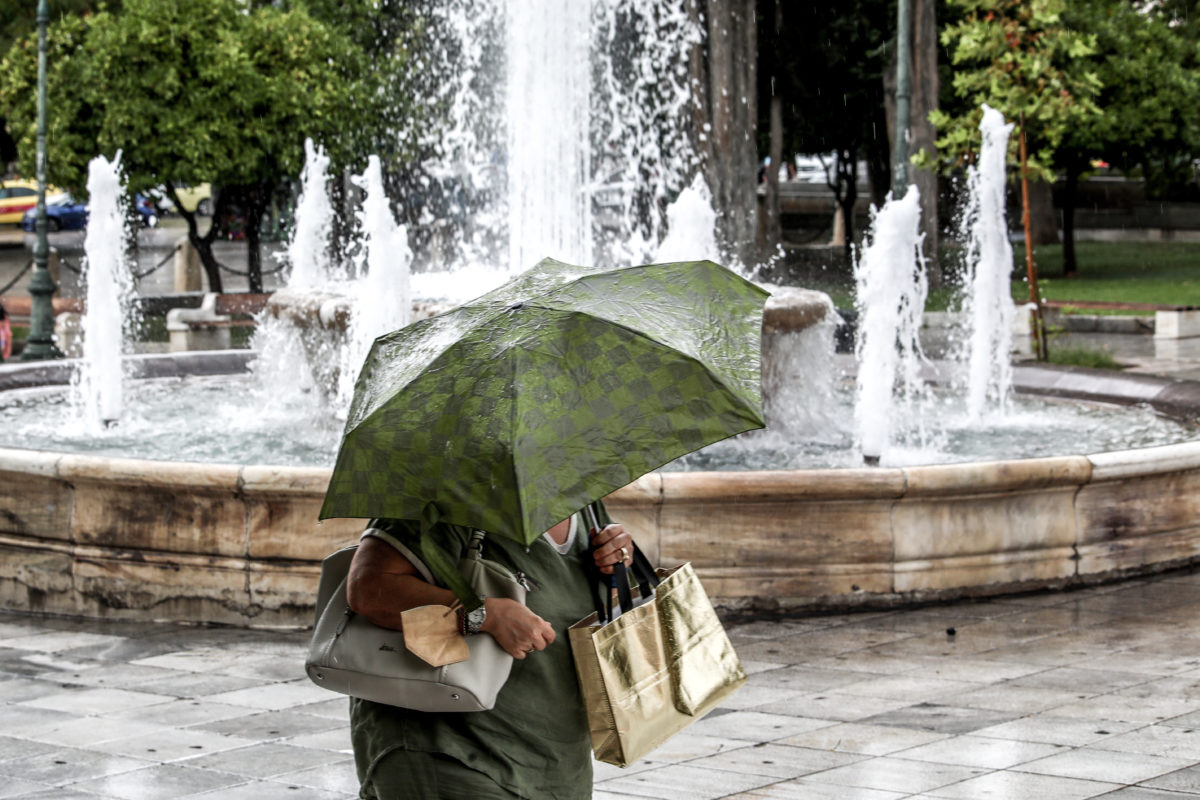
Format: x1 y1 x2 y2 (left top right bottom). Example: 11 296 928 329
305 529 526 712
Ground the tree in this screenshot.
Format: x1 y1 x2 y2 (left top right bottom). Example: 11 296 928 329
687 0 759 269
758 0 893 262
0 0 109 170
0 0 382 293
1054 0 1200 276
929 0 1101 360
929 0 1101 181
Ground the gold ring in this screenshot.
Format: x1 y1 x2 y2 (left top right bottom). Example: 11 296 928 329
619 546 629 562
526 646 536 653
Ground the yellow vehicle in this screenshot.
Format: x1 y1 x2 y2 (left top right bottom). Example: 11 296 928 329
0 179 45 224
171 183 212 216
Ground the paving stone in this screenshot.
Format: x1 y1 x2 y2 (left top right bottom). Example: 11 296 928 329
1017 746 1192 784
0 746 150 786
861 703 1021 736
192 708 347 740
71 763 246 799
923 769 1121 799
722 780 906 799
1141 763 1200 793
894 734 1067 769
971 715 1143 747
88 727 258 762
800 755 985 795
687 710 832 742
598 763 777 799
183 742 348 779
778 722 949 756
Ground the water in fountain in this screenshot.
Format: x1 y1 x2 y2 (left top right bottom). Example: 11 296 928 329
339 156 413 407
960 105 1017 420
286 139 334 290
76 153 136 431
405 0 704 274
653 175 719 263
2 7 1196 471
504 0 592 270
853 186 929 463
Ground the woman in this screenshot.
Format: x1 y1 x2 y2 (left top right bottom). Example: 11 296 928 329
345 504 636 800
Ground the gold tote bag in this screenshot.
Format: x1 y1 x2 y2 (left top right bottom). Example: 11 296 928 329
568 558 746 767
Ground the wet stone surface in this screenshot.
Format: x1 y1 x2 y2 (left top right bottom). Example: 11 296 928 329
2 569 1200 798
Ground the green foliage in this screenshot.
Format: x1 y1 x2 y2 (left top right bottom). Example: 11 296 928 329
1046 345 1123 369
0 0 394 194
925 0 1102 179
0 13 96 187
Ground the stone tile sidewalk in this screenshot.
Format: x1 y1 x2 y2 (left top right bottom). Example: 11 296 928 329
3 569 1200 798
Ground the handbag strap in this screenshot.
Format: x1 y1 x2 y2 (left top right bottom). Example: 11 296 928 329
584 501 660 624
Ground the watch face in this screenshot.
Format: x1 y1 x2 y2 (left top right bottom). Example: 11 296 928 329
467 608 486 634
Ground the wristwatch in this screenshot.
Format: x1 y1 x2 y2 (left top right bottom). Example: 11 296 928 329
463 606 487 636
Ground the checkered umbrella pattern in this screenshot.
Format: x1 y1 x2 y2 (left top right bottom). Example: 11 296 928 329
320 258 770 546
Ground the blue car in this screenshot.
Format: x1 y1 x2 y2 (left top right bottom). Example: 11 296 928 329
21 193 87 232
21 192 159 232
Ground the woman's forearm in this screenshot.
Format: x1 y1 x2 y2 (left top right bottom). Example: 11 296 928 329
347 571 457 630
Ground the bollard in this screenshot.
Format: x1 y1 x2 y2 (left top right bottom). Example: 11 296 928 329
173 236 203 293
47 246 60 286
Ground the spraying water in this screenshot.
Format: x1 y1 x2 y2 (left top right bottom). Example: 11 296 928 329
76 154 135 431
653 175 719 263
505 0 593 270
961 105 1017 419
339 156 413 407
287 139 333 290
853 186 928 463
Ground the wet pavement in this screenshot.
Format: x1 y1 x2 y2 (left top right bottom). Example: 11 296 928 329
6 569 1200 798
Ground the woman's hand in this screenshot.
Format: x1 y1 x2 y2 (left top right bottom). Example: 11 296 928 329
590 523 635 575
481 597 556 659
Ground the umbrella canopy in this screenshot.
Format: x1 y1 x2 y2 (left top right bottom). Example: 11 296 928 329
320 258 769 546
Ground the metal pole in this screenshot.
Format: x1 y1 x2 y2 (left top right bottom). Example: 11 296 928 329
21 0 63 361
1019 113 1048 361
892 0 913 199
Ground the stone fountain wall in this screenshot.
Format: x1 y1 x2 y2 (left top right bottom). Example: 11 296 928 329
3 435 1200 626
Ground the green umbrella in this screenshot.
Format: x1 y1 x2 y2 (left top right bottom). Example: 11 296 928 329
320 257 768 552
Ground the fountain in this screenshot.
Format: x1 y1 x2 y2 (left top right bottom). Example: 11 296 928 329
77 154 136 431
1 9 1200 625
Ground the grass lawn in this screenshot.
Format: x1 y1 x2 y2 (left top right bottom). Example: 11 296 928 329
1012 241 1200 309
803 241 1200 312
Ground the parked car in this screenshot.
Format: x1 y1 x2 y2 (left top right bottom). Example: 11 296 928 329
20 192 158 232
0 179 41 224
169 183 212 216
21 192 88 231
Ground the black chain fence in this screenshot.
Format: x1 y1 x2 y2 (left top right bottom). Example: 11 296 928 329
0 259 33 295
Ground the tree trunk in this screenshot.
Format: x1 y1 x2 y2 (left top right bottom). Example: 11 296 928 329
836 147 858 262
760 0 784 259
1062 164 1080 278
238 181 274 294
911 0 940 283
168 183 223 294
1027 179 1059 246
688 0 758 268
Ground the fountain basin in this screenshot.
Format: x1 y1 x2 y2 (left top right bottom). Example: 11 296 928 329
2 351 1200 624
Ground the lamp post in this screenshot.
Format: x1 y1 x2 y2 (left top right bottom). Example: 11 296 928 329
20 0 63 361
892 0 913 199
